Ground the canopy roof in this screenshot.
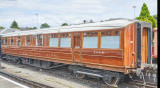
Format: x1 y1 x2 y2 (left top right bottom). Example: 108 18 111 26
2 18 141 37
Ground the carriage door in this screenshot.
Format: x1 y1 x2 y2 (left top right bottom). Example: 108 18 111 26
73 33 81 62
142 28 148 63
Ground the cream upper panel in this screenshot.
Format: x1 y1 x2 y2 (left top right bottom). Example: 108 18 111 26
2 18 139 37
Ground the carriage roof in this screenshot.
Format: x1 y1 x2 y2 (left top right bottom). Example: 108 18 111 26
2 18 145 37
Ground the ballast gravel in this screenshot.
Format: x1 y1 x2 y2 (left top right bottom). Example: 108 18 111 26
0 62 104 88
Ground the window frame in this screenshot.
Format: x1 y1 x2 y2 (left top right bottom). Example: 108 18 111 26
49 34 59 47
82 31 98 49
4 37 7 45
1 38 3 45
17 36 21 46
36 34 43 46
25 36 31 46
73 33 81 48
60 33 71 48
10 37 14 46
100 30 120 49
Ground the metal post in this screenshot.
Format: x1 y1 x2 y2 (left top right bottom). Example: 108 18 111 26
36 14 38 29
133 6 136 19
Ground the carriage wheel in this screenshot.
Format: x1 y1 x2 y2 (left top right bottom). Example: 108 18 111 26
75 73 85 79
16 59 21 64
103 77 119 87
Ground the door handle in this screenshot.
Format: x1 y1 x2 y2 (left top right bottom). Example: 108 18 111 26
132 52 135 55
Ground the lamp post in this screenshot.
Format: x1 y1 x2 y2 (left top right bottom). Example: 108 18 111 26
132 6 136 19
36 13 38 29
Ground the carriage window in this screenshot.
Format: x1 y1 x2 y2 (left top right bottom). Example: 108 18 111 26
60 33 71 47
37 35 43 46
49 34 58 47
101 30 120 49
17 37 21 46
83 32 98 48
10 37 14 45
2 39 3 45
74 34 81 48
25 36 31 46
4 37 7 45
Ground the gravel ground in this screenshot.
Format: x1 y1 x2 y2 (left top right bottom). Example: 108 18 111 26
0 62 109 88
0 62 157 88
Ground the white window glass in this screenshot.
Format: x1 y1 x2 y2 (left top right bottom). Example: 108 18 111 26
49 38 58 47
101 36 119 48
83 37 98 48
83 32 98 48
60 38 71 47
101 30 120 49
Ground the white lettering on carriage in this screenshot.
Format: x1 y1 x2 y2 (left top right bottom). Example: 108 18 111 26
94 51 104 54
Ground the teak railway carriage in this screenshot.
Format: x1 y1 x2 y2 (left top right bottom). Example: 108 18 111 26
0 18 152 86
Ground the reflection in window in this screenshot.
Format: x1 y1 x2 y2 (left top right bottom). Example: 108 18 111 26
83 32 98 48
37 35 43 46
10 37 14 45
60 33 71 47
17 37 21 46
4 37 7 45
49 34 58 47
2 38 3 45
25 36 31 46
101 30 120 49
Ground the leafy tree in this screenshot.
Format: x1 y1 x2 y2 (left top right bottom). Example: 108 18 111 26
0 26 5 29
40 23 50 29
28 27 37 30
153 14 157 21
136 3 157 28
10 20 19 29
33 27 37 29
61 23 68 26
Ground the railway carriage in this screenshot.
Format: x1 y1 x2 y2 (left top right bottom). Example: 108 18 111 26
0 18 153 86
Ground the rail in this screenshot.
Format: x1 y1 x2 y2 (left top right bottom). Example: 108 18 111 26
0 70 54 88
129 79 157 88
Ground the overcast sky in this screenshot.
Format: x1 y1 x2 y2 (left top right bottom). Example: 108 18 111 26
0 0 157 29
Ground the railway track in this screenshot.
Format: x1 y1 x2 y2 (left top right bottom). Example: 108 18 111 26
0 60 157 88
0 60 113 88
0 70 54 88
128 79 157 88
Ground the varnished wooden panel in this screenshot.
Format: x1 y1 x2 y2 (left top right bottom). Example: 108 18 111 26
119 30 124 49
142 28 148 63
81 48 123 66
21 36 25 46
7 37 10 45
81 49 123 57
124 25 129 66
74 54 81 62
124 23 137 67
81 55 123 66
129 24 134 66
1 28 129 73
14 37 16 46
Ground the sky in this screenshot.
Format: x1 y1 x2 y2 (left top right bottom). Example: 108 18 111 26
0 0 157 29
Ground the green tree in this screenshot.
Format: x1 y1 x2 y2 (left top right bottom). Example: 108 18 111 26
136 3 157 28
153 14 157 21
61 23 68 26
28 27 37 30
0 26 5 29
10 20 19 29
33 27 37 29
40 23 50 29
